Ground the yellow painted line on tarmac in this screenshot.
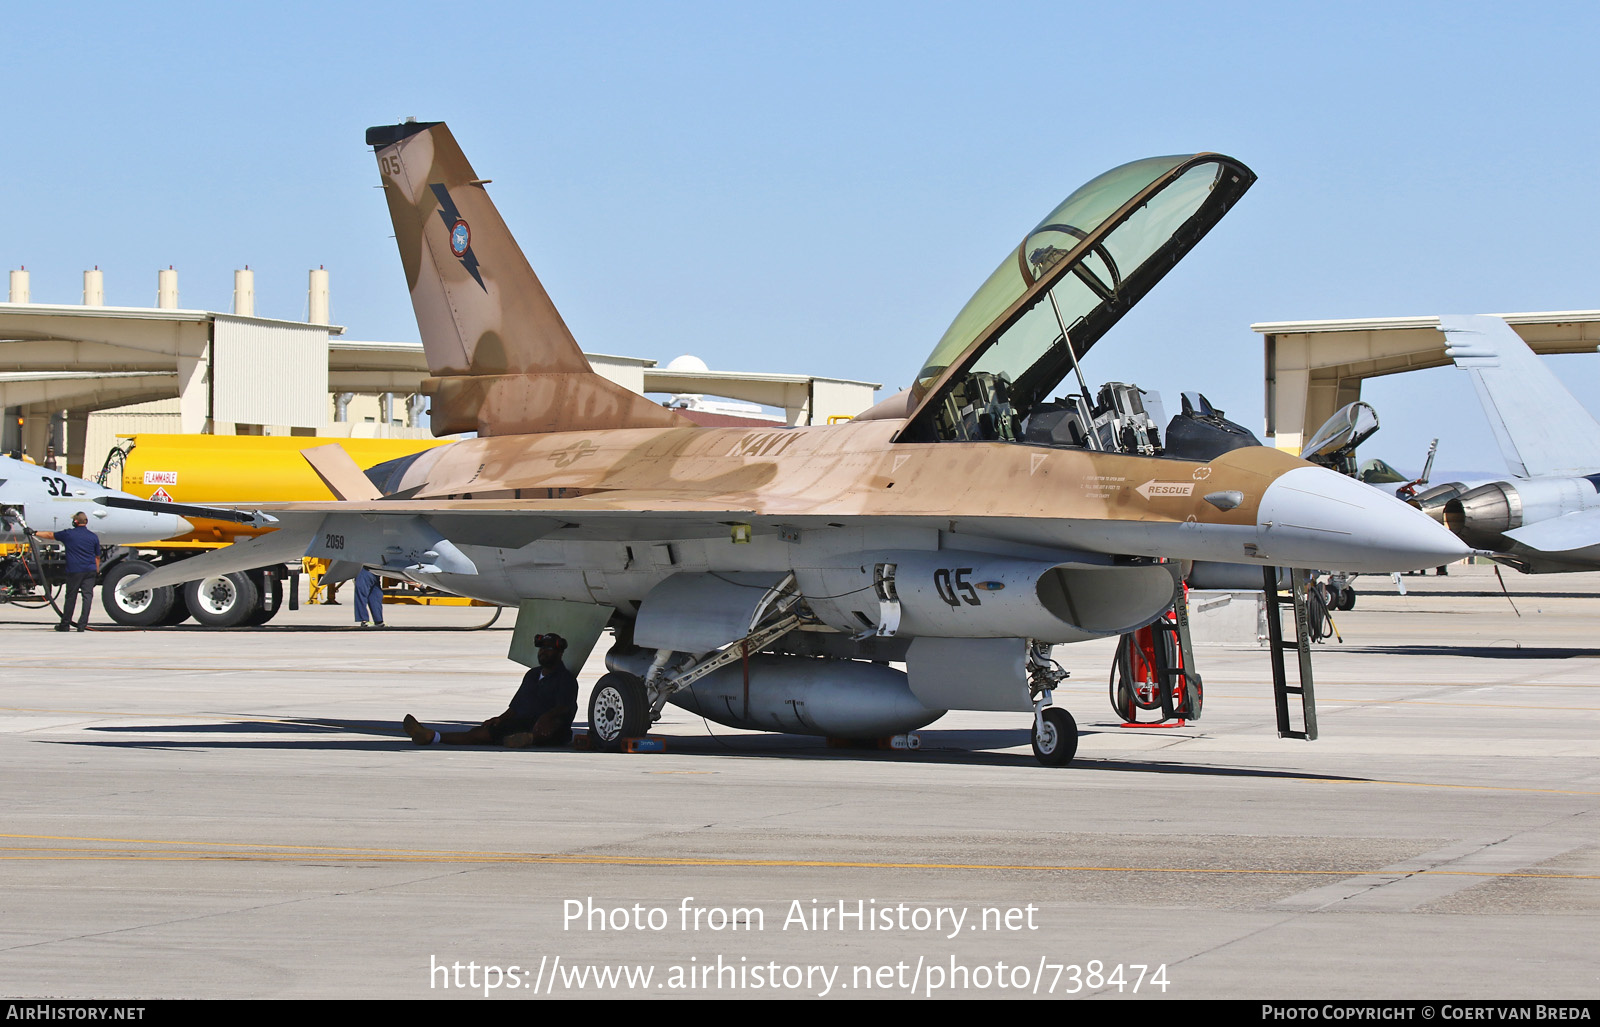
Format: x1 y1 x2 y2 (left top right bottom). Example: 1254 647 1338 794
0 835 1595 878
1091 767 1600 796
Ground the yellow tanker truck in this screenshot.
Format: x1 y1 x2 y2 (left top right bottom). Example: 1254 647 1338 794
98 434 447 627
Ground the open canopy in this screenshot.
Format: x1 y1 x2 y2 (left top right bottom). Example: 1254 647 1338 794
900 153 1255 443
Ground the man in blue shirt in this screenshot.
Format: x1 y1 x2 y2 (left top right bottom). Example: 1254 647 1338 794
403 633 579 747
31 512 101 632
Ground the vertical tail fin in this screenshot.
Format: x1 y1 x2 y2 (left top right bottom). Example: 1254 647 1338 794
367 121 688 436
1438 315 1600 478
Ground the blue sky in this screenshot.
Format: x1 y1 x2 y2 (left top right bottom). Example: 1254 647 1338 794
7 1 1596 477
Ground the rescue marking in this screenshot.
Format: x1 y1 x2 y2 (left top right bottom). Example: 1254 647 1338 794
1192 466 1212 480
1030 453 1047 475
1136 480 1194 500
891 455 910 473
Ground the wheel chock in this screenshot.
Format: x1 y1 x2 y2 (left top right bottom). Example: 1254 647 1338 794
570 731 662 752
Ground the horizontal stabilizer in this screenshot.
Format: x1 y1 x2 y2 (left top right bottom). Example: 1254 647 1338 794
300 443 383 501
1438 315 1600 478
1503 507 1600 555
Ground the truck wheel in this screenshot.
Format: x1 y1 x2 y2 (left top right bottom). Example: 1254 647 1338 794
184 572 259 628
161 601 192 626
101 561 176 627
243 570 283 626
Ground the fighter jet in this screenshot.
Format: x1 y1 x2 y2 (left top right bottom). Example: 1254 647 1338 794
125 122 1466 765
1 455 190 546
2 455 192 612
1412 315 1600 572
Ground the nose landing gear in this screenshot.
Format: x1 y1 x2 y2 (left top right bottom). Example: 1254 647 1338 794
1031 705 1078 766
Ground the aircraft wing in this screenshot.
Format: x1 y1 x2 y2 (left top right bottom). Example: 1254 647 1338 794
1438 314 1600 478
122 499 779 593
126 513 329 591
122 489 1150 595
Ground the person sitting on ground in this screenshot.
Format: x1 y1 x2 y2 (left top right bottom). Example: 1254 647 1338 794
402 633 579 748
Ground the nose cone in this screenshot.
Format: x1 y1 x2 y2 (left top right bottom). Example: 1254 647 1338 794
162 513 194 539
1258 465 1470 572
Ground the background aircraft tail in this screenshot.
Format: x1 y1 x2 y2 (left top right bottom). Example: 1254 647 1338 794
367 121 688 436
1438 314 1600 478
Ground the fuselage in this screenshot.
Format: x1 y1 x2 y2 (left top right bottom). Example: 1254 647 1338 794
359 418 1466 621
0 457 191 545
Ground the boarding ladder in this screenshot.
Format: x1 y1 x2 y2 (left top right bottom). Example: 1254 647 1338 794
1263 567 1319 740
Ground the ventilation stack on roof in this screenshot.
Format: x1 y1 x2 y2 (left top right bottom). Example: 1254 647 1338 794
9 268 28 303
83 268 103 306
233 268 254 317
157 268 178 309
308 267 330 325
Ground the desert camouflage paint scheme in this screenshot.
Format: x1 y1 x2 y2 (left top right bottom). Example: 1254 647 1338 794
375 123 689 437
127 122 1466 763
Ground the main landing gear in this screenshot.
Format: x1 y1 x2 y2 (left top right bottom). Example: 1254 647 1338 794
586 672 650 752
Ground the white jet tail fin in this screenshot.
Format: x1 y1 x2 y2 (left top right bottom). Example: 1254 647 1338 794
1437 314 1600 478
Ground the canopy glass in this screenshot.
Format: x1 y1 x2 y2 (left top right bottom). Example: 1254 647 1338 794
902 153 1255 443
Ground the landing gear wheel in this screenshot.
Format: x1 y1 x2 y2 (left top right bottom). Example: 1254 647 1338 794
1338 588 1356 611
587 672 649 752
184 572 259 628
1031 707 1078 767
101 560 175 627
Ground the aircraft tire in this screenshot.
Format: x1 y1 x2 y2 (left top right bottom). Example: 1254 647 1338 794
1031 707 1078 767
184 572 259 628
1339 588 1356 611
243 570 283 626
100 560 176 627
588 672 649 752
